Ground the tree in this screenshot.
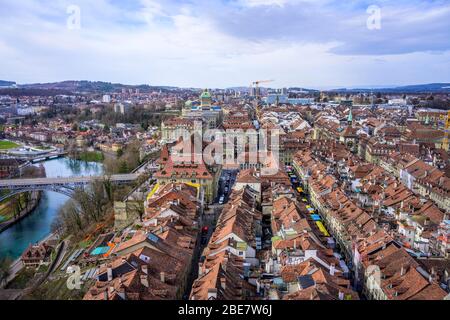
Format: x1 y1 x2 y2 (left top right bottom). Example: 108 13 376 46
118 160 129 174
102 177 114 203
22 192 31 210
126 191 146 222
141 121 149 131
89 179 110 222
9 196 21 219
127 201 145 222
0 257 12 286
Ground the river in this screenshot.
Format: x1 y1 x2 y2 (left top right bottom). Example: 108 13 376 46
0 158 103 260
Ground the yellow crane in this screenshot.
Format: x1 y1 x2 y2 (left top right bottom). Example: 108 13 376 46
443 110 450 152
250 80 274 99
250 80 274 117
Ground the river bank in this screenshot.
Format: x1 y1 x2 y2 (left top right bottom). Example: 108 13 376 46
0 191 41 233
68 150 105 163
0 157 104 260
1 232 59 291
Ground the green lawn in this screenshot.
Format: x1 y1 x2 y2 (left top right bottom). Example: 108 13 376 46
25 275 89 300
0 140 20 150
6 268 36 290
78 151 104 163
35 146 52 150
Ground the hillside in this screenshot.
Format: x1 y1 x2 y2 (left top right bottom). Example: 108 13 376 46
0 80 16 87
331 83 450 94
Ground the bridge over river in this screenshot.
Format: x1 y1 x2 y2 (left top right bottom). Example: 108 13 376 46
0 174 139 202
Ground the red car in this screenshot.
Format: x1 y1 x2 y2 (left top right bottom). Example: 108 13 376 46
202 226 209 234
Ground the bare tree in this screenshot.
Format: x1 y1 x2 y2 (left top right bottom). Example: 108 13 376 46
0 257 13 287
127 200 145 222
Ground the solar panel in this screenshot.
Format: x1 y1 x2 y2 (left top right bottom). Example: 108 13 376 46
147 233 160 243
298 275 315 289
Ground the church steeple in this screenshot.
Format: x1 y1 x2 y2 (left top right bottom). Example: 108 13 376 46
348 108 353 126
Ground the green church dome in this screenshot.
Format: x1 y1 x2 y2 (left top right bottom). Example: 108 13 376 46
200 90 211 99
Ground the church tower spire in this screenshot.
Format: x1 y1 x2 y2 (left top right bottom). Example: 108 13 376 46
348 107 353 127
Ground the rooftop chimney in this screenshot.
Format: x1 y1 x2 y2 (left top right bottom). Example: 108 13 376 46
141 265 148 275
160 272 166 283
141 275 149 288
330 264 336 276
222 257 228 272
107 268 113 282
220 277 226 290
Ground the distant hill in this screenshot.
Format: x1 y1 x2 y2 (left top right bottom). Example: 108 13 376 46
390 83 450 93
19 81 181 93
3 80 449 94
330 83 450 94
0 80 16 87
288 87 320 93
0 88 74 97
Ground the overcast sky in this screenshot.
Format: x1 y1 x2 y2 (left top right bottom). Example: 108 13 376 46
1 0 449 88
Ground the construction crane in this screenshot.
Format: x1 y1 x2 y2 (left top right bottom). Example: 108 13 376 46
249 80 274 117
250 80 274 99
443 110 450 152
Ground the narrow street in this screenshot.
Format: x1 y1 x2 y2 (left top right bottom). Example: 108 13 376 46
287 166 355 289
183 169 238 299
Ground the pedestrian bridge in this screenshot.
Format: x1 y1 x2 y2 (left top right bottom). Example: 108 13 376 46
0 174 140 202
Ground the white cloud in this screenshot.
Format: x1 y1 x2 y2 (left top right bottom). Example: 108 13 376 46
0 0 448 88
239 0 289 7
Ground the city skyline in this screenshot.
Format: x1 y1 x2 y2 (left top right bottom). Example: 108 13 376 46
1 0 450 88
